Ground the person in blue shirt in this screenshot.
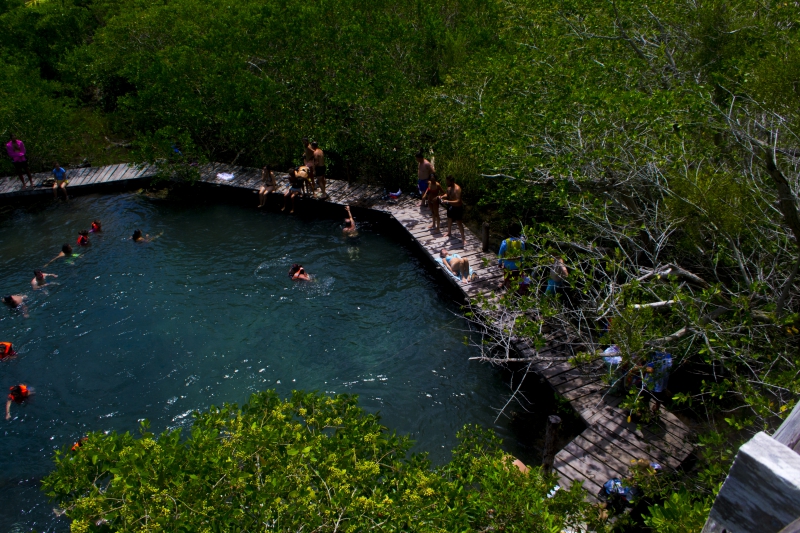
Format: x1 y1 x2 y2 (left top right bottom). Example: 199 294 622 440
633 351 672 415
498 237 525 288
52 162 68 200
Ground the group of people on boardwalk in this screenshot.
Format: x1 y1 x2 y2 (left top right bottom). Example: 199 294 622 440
6 134 70 199
415 151 466 244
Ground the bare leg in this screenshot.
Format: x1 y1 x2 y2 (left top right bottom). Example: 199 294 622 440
282 192 289 212
457 221 465 243
18 173 26 189
319 176 326 198
290 192 296 214
61 183 68 200
445 218 452 238
53 183 58 198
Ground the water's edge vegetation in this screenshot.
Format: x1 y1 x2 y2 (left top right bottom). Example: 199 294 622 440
2 0 800 530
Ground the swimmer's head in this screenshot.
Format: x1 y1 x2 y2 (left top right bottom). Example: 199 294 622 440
34 270 44 279
289 264 301 277
344 218 353 227
415 150 424 161
79 230 89 237
92 220 101 229
2 295 12 304
440 249 449 258
446 175 455 184
62 243 72 255
132 229 142 240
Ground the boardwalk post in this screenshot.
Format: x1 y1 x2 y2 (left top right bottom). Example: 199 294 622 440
481 222 490 252
542 415 562 475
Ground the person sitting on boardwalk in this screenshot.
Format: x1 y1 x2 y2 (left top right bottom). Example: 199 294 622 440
440 249 475 283
498 236 525 287
545 256 568 296
415 151 434 207
258 165 276 208
311 141 327 199
31 270 57 290
52 162 68 200
289 264 310 281
2 295 28 317
282 168 304 213
6 384 31 420
343 206 358 237
6 134 34 189
439 175 465 244
44 244 76 267
303 138 317 192
422 173 443 231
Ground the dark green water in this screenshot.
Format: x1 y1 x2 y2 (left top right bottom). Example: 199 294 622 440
0 193 518 532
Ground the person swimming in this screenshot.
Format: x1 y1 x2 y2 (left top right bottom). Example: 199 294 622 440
31 269 58 290
2 295 28 318
6 384 31 420
44 243 76 267
132 229 162 243
90 220 102 233
342 205 358 237
77 230 90 246
0 342 16 360
289 264 311 281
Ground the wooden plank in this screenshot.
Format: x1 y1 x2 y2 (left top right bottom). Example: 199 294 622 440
591 412 682 468
558 440 623 487
553 454 603 497
100 164 127 184
89 164 118 185
573 429 637 476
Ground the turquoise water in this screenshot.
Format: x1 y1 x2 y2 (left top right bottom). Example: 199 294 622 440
0 193 517 532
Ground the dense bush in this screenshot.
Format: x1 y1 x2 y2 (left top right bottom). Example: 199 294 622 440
43 390 604 532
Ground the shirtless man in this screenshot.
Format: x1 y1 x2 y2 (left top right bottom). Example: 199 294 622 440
439 175 465 243
311 142 326 198
343 205 358 237
302 138 316 192
289 264 311 281
2 295 28 318
415 151 434 207
440 249 474 283
132 229 162 243
44 244 74 267
31 270 57 290
422 173 443 231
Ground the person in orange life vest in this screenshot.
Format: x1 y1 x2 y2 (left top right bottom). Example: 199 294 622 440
6 384 31 420
90 220 102 233
71 436 88 451
77 230 90 246
0 342 16 359
32 269 58 290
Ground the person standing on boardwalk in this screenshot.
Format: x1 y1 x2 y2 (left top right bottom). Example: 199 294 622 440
311 141 326 199
52 162 68 200
258 165 276 208
302 138 316 192
415 151 434 207
439 175 465 244
422 173 443 231
6 134 34 189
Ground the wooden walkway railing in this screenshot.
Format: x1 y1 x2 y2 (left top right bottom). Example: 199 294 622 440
0 162 694 498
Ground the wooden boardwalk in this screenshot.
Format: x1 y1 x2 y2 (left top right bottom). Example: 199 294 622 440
1 162 694 498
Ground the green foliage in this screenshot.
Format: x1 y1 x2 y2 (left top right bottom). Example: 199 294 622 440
43 390 605 532
642 491 713 533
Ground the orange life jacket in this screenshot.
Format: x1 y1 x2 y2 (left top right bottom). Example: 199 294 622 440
77 235 89 246
0 342 13 358
8 384 28 402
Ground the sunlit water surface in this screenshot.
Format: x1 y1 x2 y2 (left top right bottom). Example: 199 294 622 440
0 193 516 532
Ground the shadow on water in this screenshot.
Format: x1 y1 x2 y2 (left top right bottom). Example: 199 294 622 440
0 188 584 532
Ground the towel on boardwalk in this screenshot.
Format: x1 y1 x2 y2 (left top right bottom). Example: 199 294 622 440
435 254 474 281
217 172 235 181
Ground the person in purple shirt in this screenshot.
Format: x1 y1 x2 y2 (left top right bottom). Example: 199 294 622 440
6 134 34 188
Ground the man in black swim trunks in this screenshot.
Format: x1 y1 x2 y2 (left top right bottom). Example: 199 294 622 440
439 175 465 244
311 141 327 199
